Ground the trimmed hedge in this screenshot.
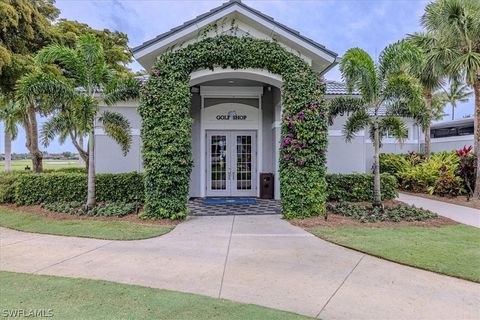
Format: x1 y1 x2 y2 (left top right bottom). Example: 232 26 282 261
326 173 398 202
14 172 143 205
6 172 396 207
0 173 22 203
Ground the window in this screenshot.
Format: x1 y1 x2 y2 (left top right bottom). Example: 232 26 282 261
431 125 474 138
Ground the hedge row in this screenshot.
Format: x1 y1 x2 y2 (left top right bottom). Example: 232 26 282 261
326 173 398 202
1 172 397 206
11 172 143 205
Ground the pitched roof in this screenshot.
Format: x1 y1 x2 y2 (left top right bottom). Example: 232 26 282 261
132 0 337 59
325 81 360 96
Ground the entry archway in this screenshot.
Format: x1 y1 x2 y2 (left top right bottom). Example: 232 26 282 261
140 35 328 219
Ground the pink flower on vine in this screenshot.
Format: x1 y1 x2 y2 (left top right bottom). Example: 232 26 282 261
284 153 292 161
281 136 292 148
296 159 304 166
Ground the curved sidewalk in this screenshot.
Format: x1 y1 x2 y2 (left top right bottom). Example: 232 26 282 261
1 215 479 319
399 192 480 228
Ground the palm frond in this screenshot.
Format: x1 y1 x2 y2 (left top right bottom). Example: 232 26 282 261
340 48 378 102
98 110 132 155
0 98 24 139
448 52 480 85
36 45 84 80
328 96 365 125
77 34 106 89
16 72 77 110
40 113 73 147
379 40 423 79
378 116 409 144
343 109 371 142
73 95 99 132
104 77 140 105
384 73 424 108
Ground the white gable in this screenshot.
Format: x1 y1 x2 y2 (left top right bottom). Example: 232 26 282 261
132 0 338 73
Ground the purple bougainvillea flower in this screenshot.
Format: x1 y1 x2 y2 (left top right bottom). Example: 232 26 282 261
296 159 303 166
298 112 305 121
284 153 291 160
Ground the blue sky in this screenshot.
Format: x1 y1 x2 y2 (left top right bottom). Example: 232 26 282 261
1 0 474 153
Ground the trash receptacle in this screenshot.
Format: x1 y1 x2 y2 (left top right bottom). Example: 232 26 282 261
260 173 274 199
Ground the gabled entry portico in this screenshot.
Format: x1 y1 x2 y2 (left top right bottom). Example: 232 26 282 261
126 0 336 218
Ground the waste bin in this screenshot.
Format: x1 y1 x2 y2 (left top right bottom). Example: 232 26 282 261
260 173 274 199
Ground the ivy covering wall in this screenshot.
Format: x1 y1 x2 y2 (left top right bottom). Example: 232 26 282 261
140 35 328 219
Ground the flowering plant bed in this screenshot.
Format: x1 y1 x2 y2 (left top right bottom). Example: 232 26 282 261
291 200 455 228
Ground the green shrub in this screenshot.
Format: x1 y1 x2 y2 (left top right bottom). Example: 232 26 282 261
379 153 411 176
0 172 24 203
15 172 143 205
96 173 144 203
326 173 398 202
399 152 460 193
327 202 437 223
41 201 137 217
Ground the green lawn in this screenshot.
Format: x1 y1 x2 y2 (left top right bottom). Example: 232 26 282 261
309 225 480 282
0 206 174 240
0 271 310 320
1 159 80 171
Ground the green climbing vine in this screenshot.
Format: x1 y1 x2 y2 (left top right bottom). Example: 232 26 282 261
140 35 328 219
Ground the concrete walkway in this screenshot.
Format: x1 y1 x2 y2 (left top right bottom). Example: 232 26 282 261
399 192 480 228
1 216 479 319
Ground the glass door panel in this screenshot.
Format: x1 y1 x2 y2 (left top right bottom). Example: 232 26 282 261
206 131 256 197
210 135 227 190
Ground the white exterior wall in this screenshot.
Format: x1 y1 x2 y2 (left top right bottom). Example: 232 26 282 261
95 104 142 173
430 135 474 153
95 101 473 194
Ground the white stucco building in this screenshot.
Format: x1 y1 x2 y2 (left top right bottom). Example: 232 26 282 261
95 0 474 199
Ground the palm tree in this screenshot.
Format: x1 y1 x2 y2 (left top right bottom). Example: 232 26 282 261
16 34 139 208
40 109 88 168
329 43 424 205
431 91 449 121
405 34 446 159
420 0 480 196
0 96 24 172
441 79 473 120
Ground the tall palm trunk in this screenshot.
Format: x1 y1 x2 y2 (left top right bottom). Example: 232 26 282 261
373 122 381 205
26 103 42 173
451 102 456 121
473 79 480 198
86 129 96 209
78 135 87 169
4 131 12 173
423 89 432 160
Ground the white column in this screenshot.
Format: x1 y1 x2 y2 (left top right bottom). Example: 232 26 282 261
200 97 206 197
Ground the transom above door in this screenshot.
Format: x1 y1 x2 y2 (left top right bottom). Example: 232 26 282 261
206 131 257 197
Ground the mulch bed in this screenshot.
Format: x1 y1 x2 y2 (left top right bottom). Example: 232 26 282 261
401 191 480 210
1 204 179 226
290 200 457 229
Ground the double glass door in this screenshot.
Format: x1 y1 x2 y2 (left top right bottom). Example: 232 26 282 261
206 131 256 197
